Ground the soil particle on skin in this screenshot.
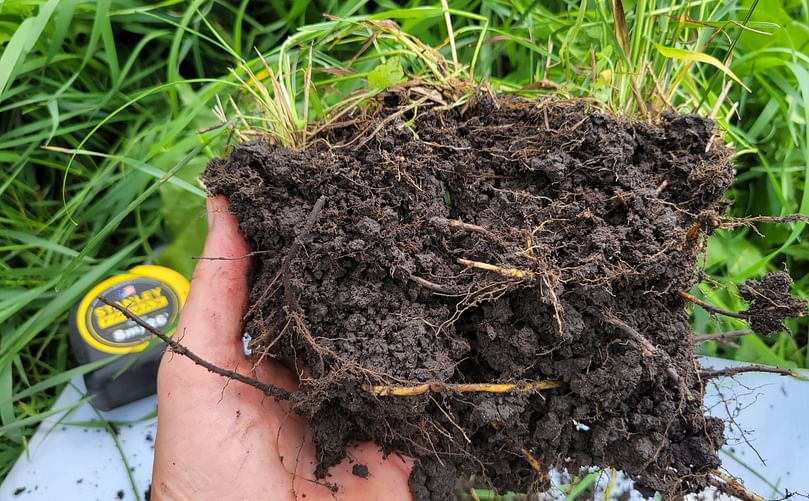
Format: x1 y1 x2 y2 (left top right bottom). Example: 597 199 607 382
203 95 803 499
351 464 369 478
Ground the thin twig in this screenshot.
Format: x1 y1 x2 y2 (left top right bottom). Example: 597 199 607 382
646 61 674 110
362 380 561 397
430 395 471 444
284 196 327 278
429 216 498 241
410 275 459 295
708 471 766 501
192 250 274 261
722 214 809 228
709 80 733 121
700 364 800 379
694 330 753 342
457 258 533 279
278 197 329 375
337 96 430 150
596 312 657 358
99 298 291 401
247 196 327 318
676 290 748 320
540 273 564 337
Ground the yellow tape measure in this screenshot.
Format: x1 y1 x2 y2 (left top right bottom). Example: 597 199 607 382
69 264 190 410
74 265 190 354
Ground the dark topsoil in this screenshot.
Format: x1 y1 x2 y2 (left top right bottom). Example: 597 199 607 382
203 95 802 499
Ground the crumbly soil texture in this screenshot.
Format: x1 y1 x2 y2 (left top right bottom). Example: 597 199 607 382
203 96 793 499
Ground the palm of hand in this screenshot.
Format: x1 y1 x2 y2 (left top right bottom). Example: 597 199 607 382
150 197 413 500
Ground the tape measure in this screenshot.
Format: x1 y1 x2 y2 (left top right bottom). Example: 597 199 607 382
69 265 190 410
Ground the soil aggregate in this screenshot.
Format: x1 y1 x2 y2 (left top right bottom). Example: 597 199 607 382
351 464 369 478
739 272 806 336
202 95 806 499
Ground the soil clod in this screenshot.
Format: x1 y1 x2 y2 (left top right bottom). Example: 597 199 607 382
740 272 806 336
351 464 369 478
203 96 806 499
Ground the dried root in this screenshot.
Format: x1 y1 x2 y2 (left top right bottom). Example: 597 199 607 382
701 364 801 379
676 290 747 320
362 380 561 397
457 258 534 280
708 470 766 501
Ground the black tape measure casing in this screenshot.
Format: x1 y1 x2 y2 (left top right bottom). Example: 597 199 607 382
69 265 189 410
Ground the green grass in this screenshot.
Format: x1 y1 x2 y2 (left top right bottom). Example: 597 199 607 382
1 0 807 492
694 0 809 368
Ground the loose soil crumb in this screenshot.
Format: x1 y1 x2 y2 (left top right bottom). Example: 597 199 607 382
739 272 805 336
351 464 369 478
203 95 803 499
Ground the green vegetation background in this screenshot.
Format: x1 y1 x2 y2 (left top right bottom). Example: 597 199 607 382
0 0 807 482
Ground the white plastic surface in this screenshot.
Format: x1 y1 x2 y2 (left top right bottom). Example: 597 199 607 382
1 379 155 501
701 357 807 499
1 357 807 500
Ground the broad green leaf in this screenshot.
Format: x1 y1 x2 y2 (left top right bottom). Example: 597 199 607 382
155 177 207 278
367 58 405 91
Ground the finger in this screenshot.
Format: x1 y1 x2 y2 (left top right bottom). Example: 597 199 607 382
173 195 251 361
295 442 413 500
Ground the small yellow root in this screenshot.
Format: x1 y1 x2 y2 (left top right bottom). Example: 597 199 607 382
522 228 534 259
362 380 561 397
710 470 766 501
457 258 534 279
520 448 543 473
459 255 564 336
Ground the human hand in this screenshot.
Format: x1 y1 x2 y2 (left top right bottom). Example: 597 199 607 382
150 196 413 500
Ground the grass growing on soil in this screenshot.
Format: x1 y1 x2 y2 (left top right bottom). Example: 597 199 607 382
0 0 807 497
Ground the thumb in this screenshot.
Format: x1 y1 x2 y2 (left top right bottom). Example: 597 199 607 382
198 195 251 283
172 196 252 361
